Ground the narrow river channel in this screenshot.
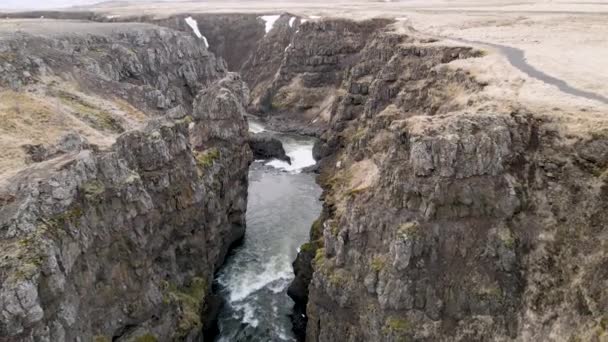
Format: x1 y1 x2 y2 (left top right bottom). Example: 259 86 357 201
214 120 322 341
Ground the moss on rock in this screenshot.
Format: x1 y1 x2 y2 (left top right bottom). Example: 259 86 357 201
397 221 421 240
163 276 208 338
195 148 221 173
382 316 411 341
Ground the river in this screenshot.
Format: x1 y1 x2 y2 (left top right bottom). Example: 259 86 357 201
214 119 322 341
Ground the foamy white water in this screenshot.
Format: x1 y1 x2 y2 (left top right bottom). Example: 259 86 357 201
220 255 293 303
266 138 316 173
248 120 266 133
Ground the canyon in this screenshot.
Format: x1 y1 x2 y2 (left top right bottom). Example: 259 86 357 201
1 3 608 342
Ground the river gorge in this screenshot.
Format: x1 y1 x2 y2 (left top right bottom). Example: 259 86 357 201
0 9 607 342
215 121 321 342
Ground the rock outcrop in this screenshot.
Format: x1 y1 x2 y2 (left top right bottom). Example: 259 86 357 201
248 132 291 163
0 22 252 341
277 19 608 342
0 22 225 113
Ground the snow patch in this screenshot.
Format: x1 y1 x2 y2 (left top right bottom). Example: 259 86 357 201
185 16 209 48
260 15 281 34
289 16 296 27
284 43 292 52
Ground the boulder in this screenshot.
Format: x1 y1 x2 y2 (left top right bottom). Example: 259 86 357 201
248 132 291 163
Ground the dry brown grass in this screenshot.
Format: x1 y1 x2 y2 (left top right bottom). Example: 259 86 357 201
0 84 148 179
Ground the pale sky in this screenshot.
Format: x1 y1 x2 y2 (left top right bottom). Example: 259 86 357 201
1 0 98 9
0 0 174 10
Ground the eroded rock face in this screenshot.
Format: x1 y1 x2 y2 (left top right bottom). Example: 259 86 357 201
0 23 226 114
0 23 252 341
0 73 252 341
276 20 608 342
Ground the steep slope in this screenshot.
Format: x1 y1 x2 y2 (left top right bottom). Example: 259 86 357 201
262 20 608 342
0 20 227 177
0 21 252 341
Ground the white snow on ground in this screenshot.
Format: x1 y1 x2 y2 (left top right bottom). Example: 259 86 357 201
106 15 120 19
289 16 296 27
185 16 209 48
260 15 281 34
300 19 308 24
284 43 292 52
310 15 321 19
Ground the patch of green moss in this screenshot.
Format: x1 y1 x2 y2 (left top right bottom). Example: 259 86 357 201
371 255 387 273
300 242 316 253
93 336 111 342
382 316 411 335
5 206 81 284
330 221 340 236
314 248 326 268
195 148 220 169
133 333 158 342
178 115 193 125
497 228 516 249
311 218 323 241
600 314 608 331
324 169 353 192
328 269 349 287
12 257 43 281
397 221 421 239
52 207 83 226
163 277 208 338
479 285 503 299
82 180 105 200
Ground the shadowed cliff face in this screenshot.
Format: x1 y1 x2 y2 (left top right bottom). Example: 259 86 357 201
0 23 252 341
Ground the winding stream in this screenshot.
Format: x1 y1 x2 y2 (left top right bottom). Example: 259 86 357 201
214 120 322 341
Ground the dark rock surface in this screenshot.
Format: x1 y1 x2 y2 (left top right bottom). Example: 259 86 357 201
0 23 251 342
253 18 608 342
0 21 226 114
248 132 290 163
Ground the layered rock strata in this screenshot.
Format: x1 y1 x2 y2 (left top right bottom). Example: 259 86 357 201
278 19 608 342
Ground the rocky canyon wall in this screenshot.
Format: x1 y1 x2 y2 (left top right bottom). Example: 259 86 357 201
1 13 607 342
0 23 252 341
240 18 608 342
